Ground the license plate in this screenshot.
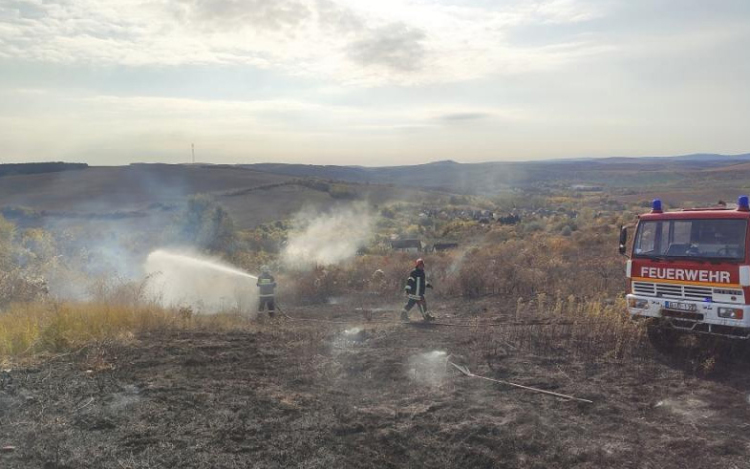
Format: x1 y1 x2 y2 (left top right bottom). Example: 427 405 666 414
664 301 697 312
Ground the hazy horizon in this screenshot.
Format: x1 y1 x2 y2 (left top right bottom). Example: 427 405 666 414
5 151 750 169
2 0 749 166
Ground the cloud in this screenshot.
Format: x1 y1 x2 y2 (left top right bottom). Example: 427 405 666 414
176 0 312 31
314 0 365 33
1 0 46 20
531 0 603 24
0 0 614 85
3 0 750 165
347 23 427 72
439 112 493 122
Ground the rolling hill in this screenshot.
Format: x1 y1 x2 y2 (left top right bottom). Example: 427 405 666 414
245 153 750 193
2 153 750 231
0 163 447 230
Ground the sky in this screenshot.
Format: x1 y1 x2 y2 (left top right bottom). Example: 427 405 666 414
1 0 749 166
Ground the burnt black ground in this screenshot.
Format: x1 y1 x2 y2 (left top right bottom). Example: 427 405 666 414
2 299 750 468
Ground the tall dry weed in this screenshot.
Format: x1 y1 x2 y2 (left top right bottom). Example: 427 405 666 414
505 295 646 360
0 300 255 361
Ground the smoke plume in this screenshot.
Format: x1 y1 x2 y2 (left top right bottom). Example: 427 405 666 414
407 350 449 388
282 205 374 269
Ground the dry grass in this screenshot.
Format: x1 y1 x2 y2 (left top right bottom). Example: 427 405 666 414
0 300 254 362
279 226 623 306
505 295 646 360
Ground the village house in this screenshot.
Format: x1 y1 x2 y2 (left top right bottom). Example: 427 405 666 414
390 239 423 253
432 242 459 252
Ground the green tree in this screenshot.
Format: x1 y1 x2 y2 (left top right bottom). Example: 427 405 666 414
21 228 57 261
169 195 237 253
380 207 396 219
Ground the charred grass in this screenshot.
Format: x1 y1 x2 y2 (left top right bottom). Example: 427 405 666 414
2 224 750 467
3 299 750 468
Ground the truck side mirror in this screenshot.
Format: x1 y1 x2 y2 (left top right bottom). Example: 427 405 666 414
618 226 628 256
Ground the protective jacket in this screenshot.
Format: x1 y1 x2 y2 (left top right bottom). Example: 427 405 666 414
257 273 276 298
405 268 430 300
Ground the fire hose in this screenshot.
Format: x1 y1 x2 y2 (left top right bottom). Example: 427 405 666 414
274 303 599 328
273 303 595 403
449 362 593 404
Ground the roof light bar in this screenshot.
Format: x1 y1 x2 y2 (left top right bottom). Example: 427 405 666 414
651 199 663 213
738 195 750 212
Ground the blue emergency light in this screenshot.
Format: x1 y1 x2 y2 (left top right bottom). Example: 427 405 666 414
651 199 663 213
738 195 750 212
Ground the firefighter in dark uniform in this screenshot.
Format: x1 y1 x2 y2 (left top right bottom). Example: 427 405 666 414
256 265 277 317
401 258 434 321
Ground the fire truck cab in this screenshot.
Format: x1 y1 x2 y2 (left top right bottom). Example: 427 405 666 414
622 196 750 339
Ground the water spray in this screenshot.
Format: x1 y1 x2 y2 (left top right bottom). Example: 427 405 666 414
147 250 257 280
144 249 257 313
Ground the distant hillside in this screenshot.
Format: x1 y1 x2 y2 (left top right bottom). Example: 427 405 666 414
704 161 750 172
580 153 750 165
247 163 375 183
0 162 88 177
3 153 750 232
0 163 445 230
246 160 524 193
244 153 750 194
0 164 291 213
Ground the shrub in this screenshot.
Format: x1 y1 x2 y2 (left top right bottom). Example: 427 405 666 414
380 207 396 219
167 195 238 253
521 220 545 234
329 184 357 199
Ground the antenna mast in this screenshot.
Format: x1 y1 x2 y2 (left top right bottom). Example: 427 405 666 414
191 143 195 164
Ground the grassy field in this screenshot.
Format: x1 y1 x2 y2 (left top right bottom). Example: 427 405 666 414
2 298 750 468
2 159 750 467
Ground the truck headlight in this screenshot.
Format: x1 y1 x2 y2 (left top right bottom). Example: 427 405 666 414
628 298 649 309
718 307 744 320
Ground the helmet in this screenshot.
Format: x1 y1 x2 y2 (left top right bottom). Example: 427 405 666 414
261 265 270 274
415 258 424 268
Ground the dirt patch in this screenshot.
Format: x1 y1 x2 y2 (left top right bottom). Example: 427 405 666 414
2 301 750 468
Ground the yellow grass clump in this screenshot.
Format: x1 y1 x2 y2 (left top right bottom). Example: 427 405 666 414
518 294 646 359
0 301 252 360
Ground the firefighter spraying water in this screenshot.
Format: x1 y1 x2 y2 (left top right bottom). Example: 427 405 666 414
256 265 277 318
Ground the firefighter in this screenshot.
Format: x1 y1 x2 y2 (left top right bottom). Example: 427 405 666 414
401 258 434 321
256 265 277 318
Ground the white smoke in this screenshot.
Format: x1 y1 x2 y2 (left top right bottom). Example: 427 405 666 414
282 205 374 269
407 350 449 388
144 249 257 314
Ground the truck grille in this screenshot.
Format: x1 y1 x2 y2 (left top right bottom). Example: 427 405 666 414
633 281 713 301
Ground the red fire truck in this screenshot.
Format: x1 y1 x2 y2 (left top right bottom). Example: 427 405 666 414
621 196 750 339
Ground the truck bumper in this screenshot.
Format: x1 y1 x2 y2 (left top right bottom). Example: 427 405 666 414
626 294 750 339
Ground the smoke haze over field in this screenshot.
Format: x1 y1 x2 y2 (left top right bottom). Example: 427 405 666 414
407 350 449 388
144 249 257 313
282 205 375 269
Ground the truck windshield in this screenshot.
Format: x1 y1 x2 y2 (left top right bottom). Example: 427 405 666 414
633 218 747 261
